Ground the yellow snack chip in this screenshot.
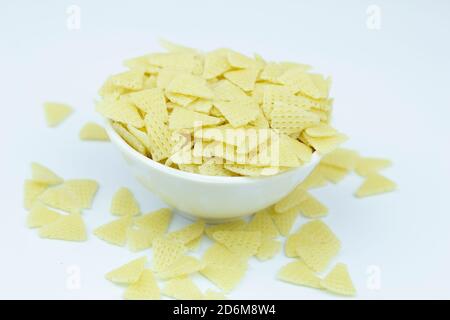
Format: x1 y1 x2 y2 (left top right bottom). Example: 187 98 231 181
320 148 359 170
157 256 205 279
247 210 279 238
297 193 328 218
203 50 231 79
63 179 99 209
39 184 81 213
152 237 187 272
270 106 321 134
186 235 203 251
256 238 281 261
316 163 349 184
106 256 147 284
31 163 63 186
27 202 62 228
126 125 151 151
355 157 392 177
162 277 203 300
223 164 283 177
198 159 235 177
213 231 261 258
165 92 197 107
305 125 338 138
124 269 160 300
167 74 214 99
43 102 73 127
203 243 247 267
294 220 341 272
321 263 356 296
169 107 223 130
300 132 347 155
110 187 140 216
112 122 147 155
186 99 213 114
300 166 328 190
355 173 396 198
274 185 308 213
23 180 48 209
96 100 144 128
205 220 247 239
110 70 144 90
201 263 247 293
93 216 132 246
269 207 299 236
145 115 173 161
278 69 323 99
133 208 172 233
224 68 258 92
227 50 260 69
277 260 321 289
203 289 227 300
285 232 301 258
128 227 158 251
79 122 109 141
128 88 168 122
148 52 202 74
211 79 248 101
167 220 205 245
213 99 260 128
39 213 86 242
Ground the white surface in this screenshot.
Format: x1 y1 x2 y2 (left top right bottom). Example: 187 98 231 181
105 120 321 220
0 0 449 299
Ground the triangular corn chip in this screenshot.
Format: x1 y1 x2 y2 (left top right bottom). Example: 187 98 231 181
167 74 214 99
31 163 63 185
152 237 186 272
305 125 338 138
124 269 160 300
224 68 258 92
355 157 392 177
111 122 147 155
94 216 132 246
133 208 172 234
285 232 301 258
128 226 158 251
300 165 328 190
162 277 203 300
202 243 247 267
277 260 321 289
79 122 109 141
213 231 261 258
39 213 86 242
256 238 281 261
355 173 396 197
321 263 356 296
297 193 328 218
213 99 259 127
211 79 248 101
301 133 347 155
63 179 99 209
247 210 279 238
39 184 81 213
106 256 147 284
269 207 299 236
43 102 73 127
144 115 173 161
157 256 205 279
128 88 168 122
110 187 140 216
203 50 231 79
96 100 144 128
167 220 205 244
200 263 247 293
274 185 308 213
23 180 48 209
169 107 223 130
185 235 203 251
294 220 341 272
110 70 144 90
27 202 62 228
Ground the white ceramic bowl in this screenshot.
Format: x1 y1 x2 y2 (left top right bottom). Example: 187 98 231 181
105 121 320 221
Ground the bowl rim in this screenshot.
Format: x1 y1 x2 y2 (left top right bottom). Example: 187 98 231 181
104 119 320 185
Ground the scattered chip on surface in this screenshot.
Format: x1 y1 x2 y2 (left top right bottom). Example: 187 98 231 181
297 193 328 218
157 256 205 279
256 238 281 261
162 277 204 300
39 213 86 242
274 185 308 213
355 173 396 198
202 243 248 267
200 263 247 293
355 157 392 177
168 220 205 244
133 208 172 234
300 165 328 190
43 102 73 127
213 231 261 258
294 220 341 272
79 122 110 141
93 216 132 246
31 163 63 186
128 227 158 251
27 202 62 228
247 210 279 238
278 260 322 289
269 207 299 236
38 184 82 213
205 220 247 239
23 180 49 209
321 263 356 296
152 237 187 273
124 269 160 300
63 179 99 209
106 256 147 284
285 232 302 258
110 187 140 216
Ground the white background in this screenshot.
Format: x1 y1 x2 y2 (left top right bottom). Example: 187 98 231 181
1 0 449 299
